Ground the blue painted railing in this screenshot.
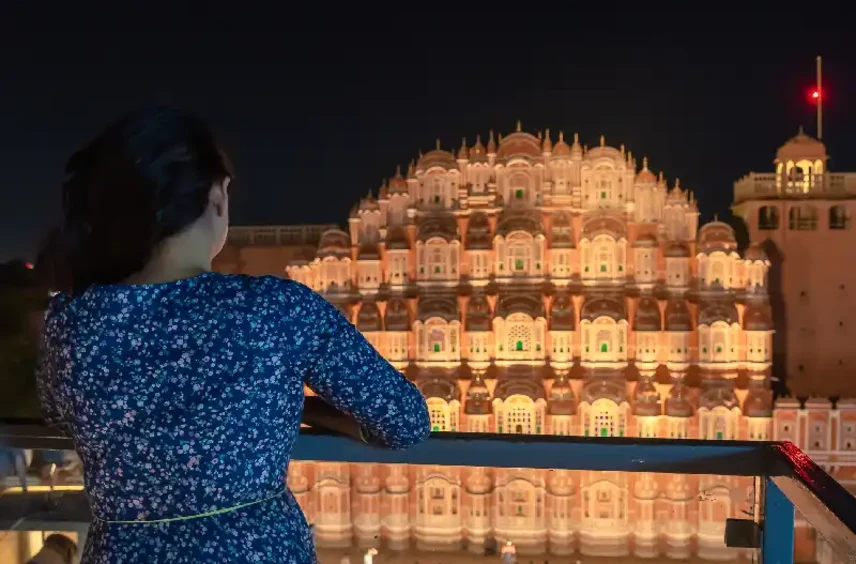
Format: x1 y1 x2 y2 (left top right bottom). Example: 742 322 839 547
2 421 856 563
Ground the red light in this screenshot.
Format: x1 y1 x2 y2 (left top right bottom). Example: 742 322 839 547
24 262 34 270
811 89 821 101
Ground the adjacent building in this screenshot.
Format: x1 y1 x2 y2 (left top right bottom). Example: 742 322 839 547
732 129 856 398
213 224 337 276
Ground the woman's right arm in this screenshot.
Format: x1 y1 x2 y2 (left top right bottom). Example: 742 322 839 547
286 282 430 450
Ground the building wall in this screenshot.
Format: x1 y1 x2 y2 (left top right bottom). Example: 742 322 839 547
213 224 338 276
732 131 856 397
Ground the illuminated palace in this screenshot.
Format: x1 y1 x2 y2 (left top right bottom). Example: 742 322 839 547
282 126 852 560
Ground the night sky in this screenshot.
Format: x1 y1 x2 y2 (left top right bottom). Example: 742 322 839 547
0 4 852 260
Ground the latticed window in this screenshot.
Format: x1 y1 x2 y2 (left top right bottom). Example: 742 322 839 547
507 324 531 352
594 411 615 437
429 407 446 432
507 407 532 434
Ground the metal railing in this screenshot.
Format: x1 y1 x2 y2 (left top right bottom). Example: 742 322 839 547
733 172 856 203
2 421 856 563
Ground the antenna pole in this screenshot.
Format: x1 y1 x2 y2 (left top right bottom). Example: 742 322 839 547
817 56 823 139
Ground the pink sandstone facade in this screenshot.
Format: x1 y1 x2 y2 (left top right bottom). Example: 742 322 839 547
217 127 853 562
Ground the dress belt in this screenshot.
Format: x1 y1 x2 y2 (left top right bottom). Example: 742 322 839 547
94 489 287 525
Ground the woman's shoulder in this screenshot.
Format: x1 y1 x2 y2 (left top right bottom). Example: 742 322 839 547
211 274 325 308
213 273 311 297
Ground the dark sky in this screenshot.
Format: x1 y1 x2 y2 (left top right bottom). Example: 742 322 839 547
0 4 852 260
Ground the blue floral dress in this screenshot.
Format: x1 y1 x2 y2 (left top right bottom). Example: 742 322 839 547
36 273 430 564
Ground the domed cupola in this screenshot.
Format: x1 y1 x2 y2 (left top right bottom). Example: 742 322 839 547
636 157 657 184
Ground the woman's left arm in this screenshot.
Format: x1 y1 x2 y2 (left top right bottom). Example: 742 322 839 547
35 317 71 436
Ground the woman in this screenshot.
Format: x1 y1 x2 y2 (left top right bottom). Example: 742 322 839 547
36 107 430 563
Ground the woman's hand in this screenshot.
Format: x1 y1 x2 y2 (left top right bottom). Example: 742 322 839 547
301 396 366 444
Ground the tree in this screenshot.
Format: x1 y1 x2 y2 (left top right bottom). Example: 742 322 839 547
0 260 48 418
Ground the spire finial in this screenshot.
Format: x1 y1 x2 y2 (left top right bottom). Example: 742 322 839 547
643 156 649 169
537 130 542 140
476 133 482 144
714 212 719 221
798 125 805 135
600 134 605 147
516 119 522 132
558 131 564 142
675 178 681 189
573 132 579 144
620 143 625 155
545 127 550 139
395 164 402 177
461 137 467 147
436 138 441 150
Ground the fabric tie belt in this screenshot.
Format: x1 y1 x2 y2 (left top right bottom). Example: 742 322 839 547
95 489 287 525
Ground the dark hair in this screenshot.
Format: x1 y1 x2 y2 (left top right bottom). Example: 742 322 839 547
43 533 78 559
40 107 232 294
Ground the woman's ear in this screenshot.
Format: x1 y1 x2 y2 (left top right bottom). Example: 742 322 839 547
210 178 230 217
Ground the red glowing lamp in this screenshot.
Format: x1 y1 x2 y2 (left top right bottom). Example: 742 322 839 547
811 89 821 101
24 262 34 270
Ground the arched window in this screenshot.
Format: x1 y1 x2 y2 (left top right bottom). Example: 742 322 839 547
593 235 616 278
789 205 818 230
430 175 444 205
505 232 533 274
830 205 850 230
508 171 530 203
709 259 725 287
429 328 444 353
504 479 536 519
503 395 536 434
426 397 450 431
758 206 779 230
590 398 620 437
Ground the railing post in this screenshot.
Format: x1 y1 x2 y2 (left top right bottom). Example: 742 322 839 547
762 476 795 564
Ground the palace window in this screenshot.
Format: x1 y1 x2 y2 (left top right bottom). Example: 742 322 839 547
830 205 850 230
758 206 779 230
507 324 531 353
429 328 444 354
515 189 524 199
789 205 818 230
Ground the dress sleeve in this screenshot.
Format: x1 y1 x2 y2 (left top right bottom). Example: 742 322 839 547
289 282 430 450
36 302 72 436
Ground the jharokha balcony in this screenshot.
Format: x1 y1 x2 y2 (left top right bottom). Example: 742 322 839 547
1 421 855 563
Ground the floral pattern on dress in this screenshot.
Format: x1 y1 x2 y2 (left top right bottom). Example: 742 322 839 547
37 273 430 564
